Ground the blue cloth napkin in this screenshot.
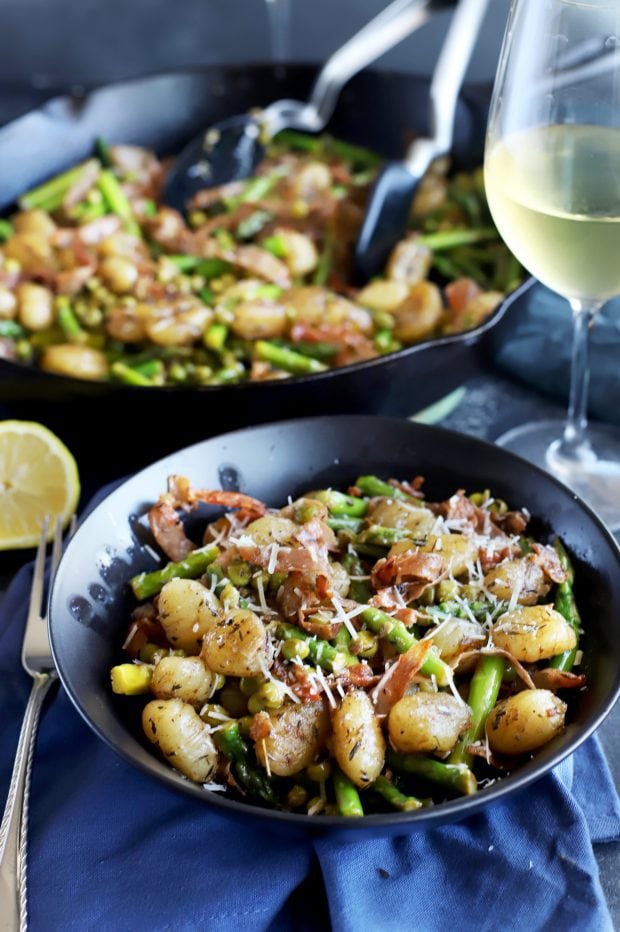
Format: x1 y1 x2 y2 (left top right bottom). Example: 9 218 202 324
494 283 620 425
2 486 620 932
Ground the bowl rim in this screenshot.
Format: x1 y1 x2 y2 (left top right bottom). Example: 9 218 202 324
49 414 620 828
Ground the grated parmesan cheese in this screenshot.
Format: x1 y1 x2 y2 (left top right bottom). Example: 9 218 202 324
144 544 162 563
446 673 466 706
267 542 279 575
314 665 337 708
330 594 366 639
122 621 139 651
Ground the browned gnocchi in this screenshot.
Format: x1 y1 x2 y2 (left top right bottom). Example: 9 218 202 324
111 473 585 816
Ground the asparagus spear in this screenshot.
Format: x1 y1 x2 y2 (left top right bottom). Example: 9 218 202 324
313 230 334 287
19 159 100 211
333 767 364 817
360 606 451 686
417 228 498 251
131 545 219 600
271 130 381 169
341 551 372 604
214 722 278 806
327 515 364 534
310 488 369 517
449 655 505 767
290 341 340 361
255 341 327 375
56 296 85 341
387 750 477 796
549 539 581 672
425 600 505 623
372 775 424 811
275 622 357 673
111 361 156 387
358 525 414 548
97 170 141 237
355 475 413 501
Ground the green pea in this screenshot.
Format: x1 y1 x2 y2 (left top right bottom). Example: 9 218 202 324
227 562 254 587
437 579 460 602
306 760 332 783
287 785 309 809
351 630 378 659
281 639 310 662
239 676 262 697
219 685 248 717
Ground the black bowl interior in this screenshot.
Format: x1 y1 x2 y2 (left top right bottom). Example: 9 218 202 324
0 65 520 484
49 415 620 839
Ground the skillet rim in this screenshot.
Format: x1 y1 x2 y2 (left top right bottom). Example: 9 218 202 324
0 63 528 395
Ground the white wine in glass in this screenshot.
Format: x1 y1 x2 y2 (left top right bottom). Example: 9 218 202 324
484 0 620 529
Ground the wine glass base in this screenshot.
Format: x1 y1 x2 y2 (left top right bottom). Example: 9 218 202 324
495 419 620 531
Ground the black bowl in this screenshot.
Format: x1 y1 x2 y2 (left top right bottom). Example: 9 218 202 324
48 415 620 839
0 64 520 484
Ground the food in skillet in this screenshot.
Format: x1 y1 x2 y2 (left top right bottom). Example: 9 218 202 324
0 133 522 386
111 474 583 816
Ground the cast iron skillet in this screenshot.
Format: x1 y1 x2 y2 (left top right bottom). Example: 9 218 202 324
48 415 620 840
0 65 526 481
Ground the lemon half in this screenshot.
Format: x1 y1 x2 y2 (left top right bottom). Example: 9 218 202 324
0 420 80 549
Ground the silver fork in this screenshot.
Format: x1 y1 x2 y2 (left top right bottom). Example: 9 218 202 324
0 516 70 932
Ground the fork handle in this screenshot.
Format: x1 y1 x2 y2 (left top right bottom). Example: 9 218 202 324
0 673 57 932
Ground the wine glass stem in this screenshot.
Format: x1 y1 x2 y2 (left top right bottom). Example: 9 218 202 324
558 299 601 460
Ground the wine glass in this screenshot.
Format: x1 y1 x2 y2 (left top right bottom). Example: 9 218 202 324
484 0 620 529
